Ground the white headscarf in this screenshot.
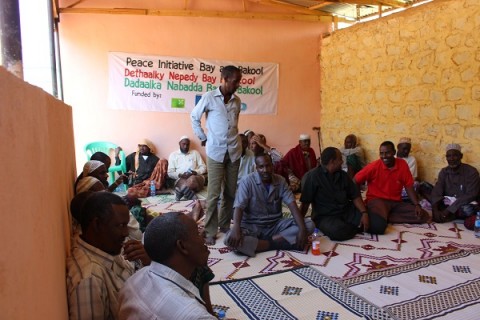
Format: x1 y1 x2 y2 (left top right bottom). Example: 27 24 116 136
82 160 104 177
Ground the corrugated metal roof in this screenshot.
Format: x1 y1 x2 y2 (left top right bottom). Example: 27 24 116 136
56 0 433 28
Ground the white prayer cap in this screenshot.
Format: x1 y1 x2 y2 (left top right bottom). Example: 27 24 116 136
299 134 311 140
398 137 412 144
83 160 104 177
179 135 189 142
446 143 461 152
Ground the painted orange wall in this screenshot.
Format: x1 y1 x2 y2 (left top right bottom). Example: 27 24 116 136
0 67 76 319
58 13 327 171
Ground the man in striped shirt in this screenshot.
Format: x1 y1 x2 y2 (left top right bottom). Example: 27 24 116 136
66 192 150 320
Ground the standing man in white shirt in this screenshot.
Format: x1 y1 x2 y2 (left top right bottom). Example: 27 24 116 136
168 135 207 201
191 65 243 245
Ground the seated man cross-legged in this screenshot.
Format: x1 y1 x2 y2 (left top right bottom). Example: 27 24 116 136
225 154 314 257
300 147 386 241
168 135 207 201
281 134 317 193
126 139 160 186
428 143 480 228
354 141 429 226
339 134 366 178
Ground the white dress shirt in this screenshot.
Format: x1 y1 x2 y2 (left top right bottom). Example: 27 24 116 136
168 149 207 179
190 87 242 163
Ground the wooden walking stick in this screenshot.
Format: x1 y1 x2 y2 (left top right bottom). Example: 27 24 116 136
312 127 322 156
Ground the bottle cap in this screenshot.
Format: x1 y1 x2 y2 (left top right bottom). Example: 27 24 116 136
217 310 226 319
314 228 319 233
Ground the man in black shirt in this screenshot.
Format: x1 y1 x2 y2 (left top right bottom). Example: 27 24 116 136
300 147 386 241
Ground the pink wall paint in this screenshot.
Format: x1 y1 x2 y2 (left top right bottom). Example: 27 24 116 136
0 67 76 319
58 14 327 171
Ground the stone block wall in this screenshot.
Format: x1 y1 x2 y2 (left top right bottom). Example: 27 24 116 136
320 0 480 182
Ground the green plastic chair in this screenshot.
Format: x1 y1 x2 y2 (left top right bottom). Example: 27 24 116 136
84 141 127 184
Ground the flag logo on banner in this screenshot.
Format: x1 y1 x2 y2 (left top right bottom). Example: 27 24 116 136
107 52 278 114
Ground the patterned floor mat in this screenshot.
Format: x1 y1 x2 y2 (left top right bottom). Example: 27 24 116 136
340 248 480 320
210 266 394 320
208 221 480 282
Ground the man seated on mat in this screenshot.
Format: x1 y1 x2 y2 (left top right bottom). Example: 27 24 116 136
281 133 317 192
427 143 479 228
125 139 169 198
339 134 366 178
75 160 110 194
396 137 421 202
75 152 127 193
300 147 386 241
354 141 429 226
236 133 256 185
243 129 255 148
249 133 290 187
168 135 207 201
249 133 283 164
396 137 417 180
125 138 160 186
118 212 216 319
67 192 151 320
224 154 314 257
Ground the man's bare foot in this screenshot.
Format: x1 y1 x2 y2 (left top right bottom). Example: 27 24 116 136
204 236 216 246
191 200 204 221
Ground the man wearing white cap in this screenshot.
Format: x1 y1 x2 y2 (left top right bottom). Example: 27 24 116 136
281 133 317 192
396 137 417 179
75 160 109 194
396 137 419 201
430 143 479 228
340 134 366 178
168 136 207 201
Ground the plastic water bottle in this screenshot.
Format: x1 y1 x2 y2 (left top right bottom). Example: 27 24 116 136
217 310 226 320
311 228 321 255
474 212 480 238
149 180 156 197
114 183 125 193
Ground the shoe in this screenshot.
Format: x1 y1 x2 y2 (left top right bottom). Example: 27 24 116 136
432 211 455 223
183 187 198 200
175 186 184 201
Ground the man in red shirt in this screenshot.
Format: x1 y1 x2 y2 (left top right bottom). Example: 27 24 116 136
282 134 317 192
354 141 428 225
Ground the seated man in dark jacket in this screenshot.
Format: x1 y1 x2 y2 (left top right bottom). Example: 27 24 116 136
126 139 160 186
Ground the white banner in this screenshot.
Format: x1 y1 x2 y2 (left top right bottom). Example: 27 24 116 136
107 52 278 114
